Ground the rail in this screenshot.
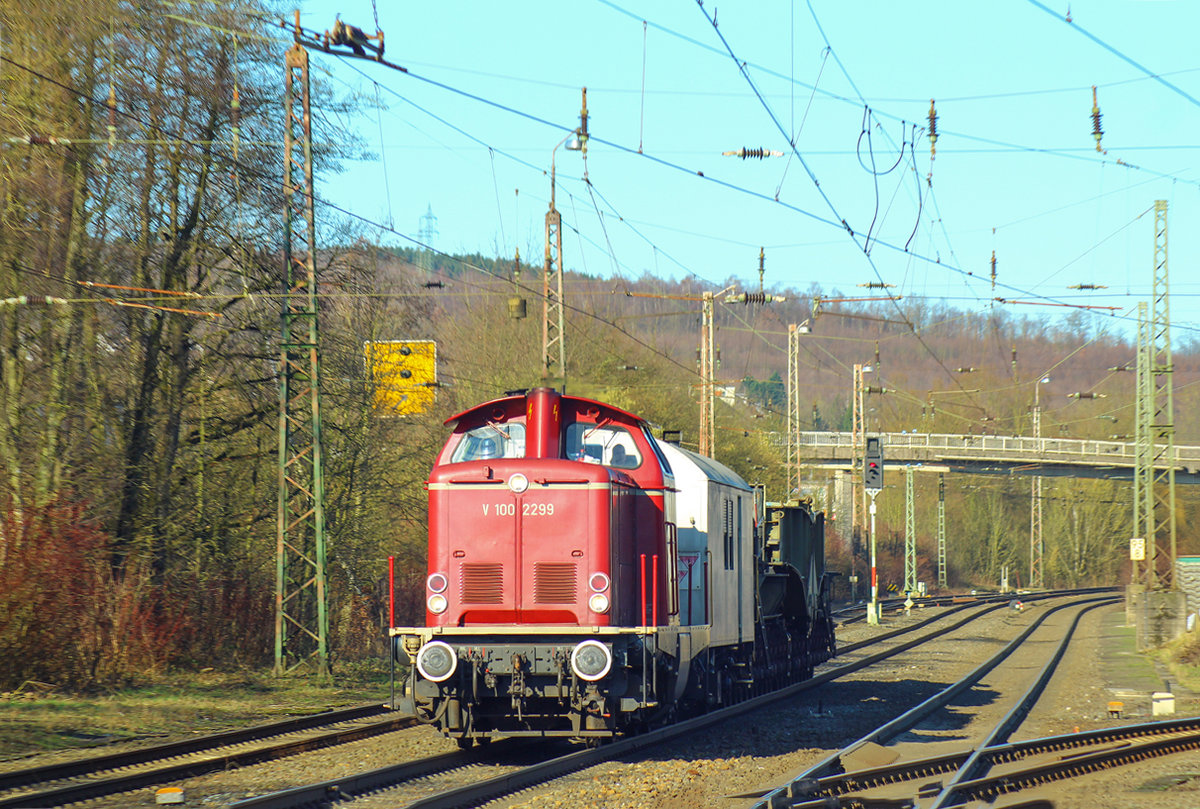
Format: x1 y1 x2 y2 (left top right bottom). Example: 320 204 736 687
0 707 408 808
752 596 1121 808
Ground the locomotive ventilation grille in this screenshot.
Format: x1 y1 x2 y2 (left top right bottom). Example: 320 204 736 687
460 563 504 604
533 562 577 603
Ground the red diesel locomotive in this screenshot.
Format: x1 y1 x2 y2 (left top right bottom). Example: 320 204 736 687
391 387 835 744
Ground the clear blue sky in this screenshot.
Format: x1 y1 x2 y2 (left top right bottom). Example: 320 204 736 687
296 0 1200 343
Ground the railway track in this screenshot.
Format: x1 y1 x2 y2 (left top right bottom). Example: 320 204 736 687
231 592 1117 808
748 596 1165 808
229 739 567 809
0 589 1128 808
0 704 409 808
760 719 1200 808
831 585 1116 625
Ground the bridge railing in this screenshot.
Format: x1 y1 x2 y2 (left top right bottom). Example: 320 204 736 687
793 431 1200 467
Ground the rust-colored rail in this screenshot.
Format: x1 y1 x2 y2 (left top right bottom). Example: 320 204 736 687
0 706 411 808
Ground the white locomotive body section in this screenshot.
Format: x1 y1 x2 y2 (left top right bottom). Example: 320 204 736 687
655 440 754 647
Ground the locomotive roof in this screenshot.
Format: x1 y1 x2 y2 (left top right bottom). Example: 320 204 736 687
444 389 649 429
656 440 750 491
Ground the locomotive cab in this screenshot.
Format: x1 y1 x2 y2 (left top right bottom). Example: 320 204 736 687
424 388 674 629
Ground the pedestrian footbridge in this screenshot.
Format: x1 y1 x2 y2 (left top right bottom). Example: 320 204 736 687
793 432 1200 484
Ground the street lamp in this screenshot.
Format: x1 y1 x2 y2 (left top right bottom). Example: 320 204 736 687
549 130 585 209
1033 375 1051 448
549 88 589 207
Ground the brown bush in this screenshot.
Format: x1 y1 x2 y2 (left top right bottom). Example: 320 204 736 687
0 502 175 689
1174 632 1200 667
0 502 275 689
171 570 273 669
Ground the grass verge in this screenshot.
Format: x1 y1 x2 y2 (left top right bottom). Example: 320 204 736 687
0 660 397 760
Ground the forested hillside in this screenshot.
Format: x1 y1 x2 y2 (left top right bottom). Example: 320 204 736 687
1 4 1194 689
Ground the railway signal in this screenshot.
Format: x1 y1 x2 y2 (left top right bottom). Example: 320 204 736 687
865 437 884 491
864 436 884 625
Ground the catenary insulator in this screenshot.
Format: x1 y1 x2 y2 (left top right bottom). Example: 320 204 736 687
927 99 938 156
722 147 783 159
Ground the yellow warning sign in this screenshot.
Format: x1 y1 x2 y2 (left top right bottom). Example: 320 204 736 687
364 340 437 414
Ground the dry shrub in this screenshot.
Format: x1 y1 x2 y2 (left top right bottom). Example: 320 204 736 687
1 502 193 689
331 555 422 661
336 590 383 660
1 503 104 688
172 570 273 668
91 558 192 683
1174 631 1200 667
391 555 426 627
0 500 408 683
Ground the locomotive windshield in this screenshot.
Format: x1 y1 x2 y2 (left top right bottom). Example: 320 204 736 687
449 423 526 462
564 422 642 469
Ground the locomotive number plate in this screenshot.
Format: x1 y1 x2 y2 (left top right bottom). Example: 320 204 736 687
481 502 556 516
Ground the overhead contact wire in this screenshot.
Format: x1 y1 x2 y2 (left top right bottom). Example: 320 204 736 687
692 1 979 400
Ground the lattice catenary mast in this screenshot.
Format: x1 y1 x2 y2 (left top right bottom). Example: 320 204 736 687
937 473 947 589
699 291 716 457
543 90 587 390
1133 301 1150 585
276 37 330 678
1137 200 1177 589
904 466 916 594
787 324 801 495
851 364 866 541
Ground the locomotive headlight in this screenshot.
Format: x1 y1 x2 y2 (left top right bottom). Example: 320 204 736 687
588 593 610 614
427 572 448 593
416 641 458 682
427 593 448 614
570 640 612 681
508 473 529 494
